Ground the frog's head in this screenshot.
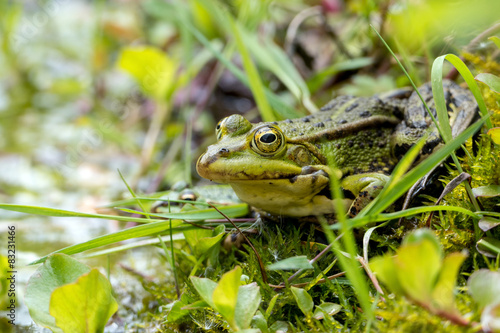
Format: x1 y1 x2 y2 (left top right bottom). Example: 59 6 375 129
196 114 340 216
196 114 317 182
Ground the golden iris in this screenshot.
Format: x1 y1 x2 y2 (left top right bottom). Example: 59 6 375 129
251 126 285 155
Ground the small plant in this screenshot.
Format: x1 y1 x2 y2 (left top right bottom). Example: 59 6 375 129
24 254 117 333
176 266 261 332
291 286 342 321
370 229 500 331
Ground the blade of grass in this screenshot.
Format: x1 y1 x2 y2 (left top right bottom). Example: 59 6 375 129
117 203 249 220
431 54 491 237
78 234 186 259
197 0 316 113
432 54 492 130
371 26 443 139
319 217 373 319
162 201 181 299
0 204 160 224
184 121 193 187
164 218 181 298
99 192 170 208
306 57 374 93
372 26 485 228
29 219 186 265
144 0 301 119
319 153 374 319
363 118 485 216
230 17 275 121
118 169 150 219
240 29 317 113
490 36 500 49
0 202 248 222
358 134 427 218
102 197 213 208
333 205 479 230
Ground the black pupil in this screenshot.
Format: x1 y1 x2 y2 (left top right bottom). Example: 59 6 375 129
260 133 276 143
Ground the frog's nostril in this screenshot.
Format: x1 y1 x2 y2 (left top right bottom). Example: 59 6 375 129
218 148 230 157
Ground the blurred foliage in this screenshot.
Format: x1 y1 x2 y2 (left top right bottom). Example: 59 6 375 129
1 0 500 331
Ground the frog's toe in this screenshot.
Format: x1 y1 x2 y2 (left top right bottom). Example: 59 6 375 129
300 166 327 175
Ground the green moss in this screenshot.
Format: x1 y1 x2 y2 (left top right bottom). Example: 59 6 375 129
375 295 474 333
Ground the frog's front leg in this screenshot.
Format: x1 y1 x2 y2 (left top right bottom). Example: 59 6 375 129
341 173 390 216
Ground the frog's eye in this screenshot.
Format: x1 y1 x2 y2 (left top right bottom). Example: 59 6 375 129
216 119 225 140
252 126 285 156
216 115 252 140
179 190 197 202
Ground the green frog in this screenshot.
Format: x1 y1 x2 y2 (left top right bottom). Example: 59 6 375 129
196 80 477 217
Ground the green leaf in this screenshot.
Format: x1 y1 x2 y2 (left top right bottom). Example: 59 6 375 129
488 128 500 145
431 73 453 142
212 266 242 329
313 302 342 320
403 229 443 257
473 185 500 198
481 302 500 332
431 251 467 311
478 217 500 232
490 36 500 49
180 300 210 310
190 276 217 309
234 283 261 330
190 226 226 256
27 204 247 265
369 253 405 296
118 45 177 100
265 294 279 319
49 269 118 333
468 269 500 309
25 254 92 332
183 228 213 251
267 255 313 270
165 298 191 322
394 237 442 305
291 287 314 315
476 73 500 94
476 238 500 258
251 311 268 333
269 321 290 332
340 205 478 230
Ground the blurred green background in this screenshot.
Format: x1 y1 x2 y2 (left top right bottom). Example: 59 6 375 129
0 0 499 329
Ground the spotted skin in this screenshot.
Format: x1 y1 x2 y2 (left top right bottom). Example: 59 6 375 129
197 80 478 217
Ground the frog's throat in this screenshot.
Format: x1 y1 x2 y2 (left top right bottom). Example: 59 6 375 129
227 175 344 217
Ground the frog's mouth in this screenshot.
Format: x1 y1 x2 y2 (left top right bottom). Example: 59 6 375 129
196 150 304 182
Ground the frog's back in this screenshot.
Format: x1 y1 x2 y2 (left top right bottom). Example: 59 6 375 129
276 96 403 140
276 96 404 173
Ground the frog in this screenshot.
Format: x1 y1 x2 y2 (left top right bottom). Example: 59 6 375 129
196 80 477 217
151 182 242 214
